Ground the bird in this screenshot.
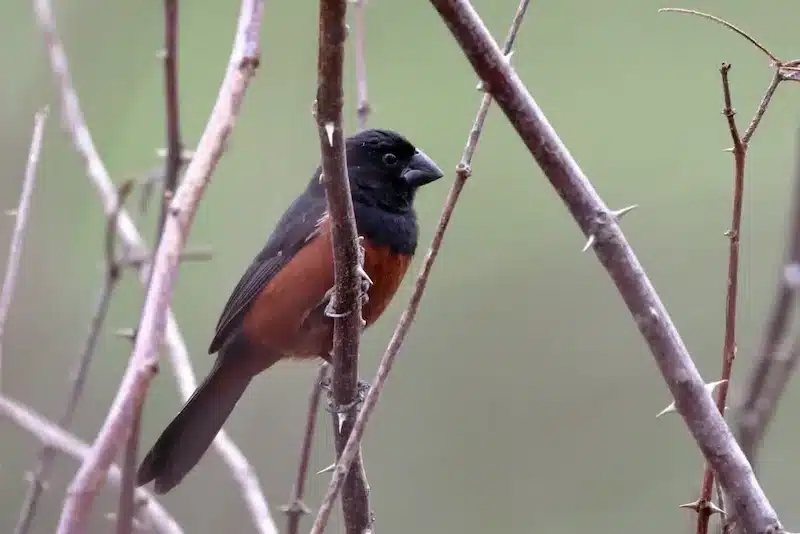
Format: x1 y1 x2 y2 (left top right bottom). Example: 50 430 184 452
136 128 444 494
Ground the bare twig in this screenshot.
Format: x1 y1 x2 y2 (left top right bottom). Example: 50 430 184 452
0 107 48 388
158 0 183 243
350 0 370 129
694 63 747 534
35 0 273 528
742 71 781 146
427 1 784 533
116 1 184 529
14 180 133 534
308 2 531 533
737 133 800 462
54 0 263 531
116 415 141 534
315 1 373 532
283 364 330 534
658 9 779 64
0 395 182 534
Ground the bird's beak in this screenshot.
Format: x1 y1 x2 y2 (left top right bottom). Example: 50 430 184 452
402 150 444 187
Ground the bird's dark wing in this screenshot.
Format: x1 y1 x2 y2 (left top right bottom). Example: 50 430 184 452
208 173 328 354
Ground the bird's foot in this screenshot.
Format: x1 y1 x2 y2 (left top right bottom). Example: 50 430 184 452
324 379 371 414
323 236 371 325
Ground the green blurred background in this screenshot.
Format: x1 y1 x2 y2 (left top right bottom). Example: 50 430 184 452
3 0 800 532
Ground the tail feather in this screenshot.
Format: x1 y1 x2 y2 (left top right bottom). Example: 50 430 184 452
137 358 252 494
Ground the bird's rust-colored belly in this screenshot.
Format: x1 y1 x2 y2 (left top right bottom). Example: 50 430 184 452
242 226 412 361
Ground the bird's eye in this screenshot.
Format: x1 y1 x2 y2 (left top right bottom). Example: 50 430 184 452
382 153 398 167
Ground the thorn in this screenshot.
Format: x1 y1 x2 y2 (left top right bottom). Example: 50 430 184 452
679 499 702 512
115 328 137 341
678 499 726 516
155 48 167 60
317 463 336 475
724 230 733 237
722 147 735 153
583 205 637 252
280 500 311 516
707 501 726 515
324 122 335 146
357 265 373 286
581 234 596 252
504 50 515 65
611 204 638 220
338 412 346 432
657 380 728 418
5 209 18 217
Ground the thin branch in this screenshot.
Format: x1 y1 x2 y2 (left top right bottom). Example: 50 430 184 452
737 132 800 463
0 107 48 388
695 63 747 534
116 1 184 529
0 395 182 534
54 0 264 531
35 0 273 525
315 0 372 532
283 364 329 534
658 9 780 64
158 0 183 243
427 2 783 534
14 180 133 534
742 71 781 146
350 0 370 129
308 1 532 533
116 415 141 534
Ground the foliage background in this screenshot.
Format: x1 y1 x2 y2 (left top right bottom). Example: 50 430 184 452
2 0 800 532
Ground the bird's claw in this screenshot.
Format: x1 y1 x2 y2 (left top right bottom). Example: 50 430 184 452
322 236 371 320
324 380 371 414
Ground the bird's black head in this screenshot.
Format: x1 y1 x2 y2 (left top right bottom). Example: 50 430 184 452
333 128 443 255
345 128 444 215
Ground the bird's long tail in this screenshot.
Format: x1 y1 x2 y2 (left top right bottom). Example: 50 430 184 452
136 355 253 494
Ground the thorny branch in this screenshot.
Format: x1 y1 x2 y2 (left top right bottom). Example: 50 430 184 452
0 395 182 534
14 181 134 534
693 63 747 534
315 0 373 532
429 1 783 534
308 1 532 533
0 108 48 388
54 0 264 531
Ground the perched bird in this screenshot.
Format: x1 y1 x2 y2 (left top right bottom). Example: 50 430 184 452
137 128 444 494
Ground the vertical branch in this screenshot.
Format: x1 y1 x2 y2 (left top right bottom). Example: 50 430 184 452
54 0 264 530
308 2 532 533
425 1 783 534
0 108 48 388
695 63 747 534
117 2 183 532
316 1 372 532
283 364 330 534
14 181 133 534
158 0 183 242
350 0 370 130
